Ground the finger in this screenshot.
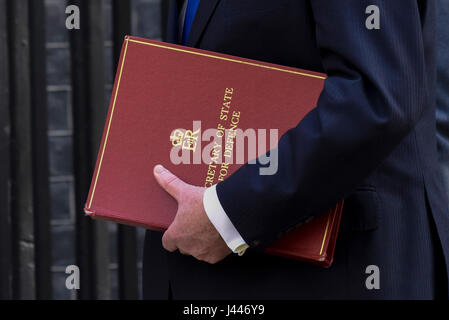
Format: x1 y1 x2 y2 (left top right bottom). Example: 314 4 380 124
153 165 188 201
161 230 178 252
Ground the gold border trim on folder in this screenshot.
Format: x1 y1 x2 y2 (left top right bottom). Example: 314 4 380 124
127 39 326 80
319 215 331 255
87 38 130 209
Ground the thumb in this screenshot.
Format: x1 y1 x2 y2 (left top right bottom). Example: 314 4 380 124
153 165 187 201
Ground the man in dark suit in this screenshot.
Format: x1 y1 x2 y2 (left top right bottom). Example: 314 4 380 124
143 0 449 299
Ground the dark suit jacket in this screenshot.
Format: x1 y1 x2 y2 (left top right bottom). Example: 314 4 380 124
143 0 449 299
436 0 449 203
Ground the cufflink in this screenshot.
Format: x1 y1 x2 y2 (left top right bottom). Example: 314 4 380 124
234 243 249 256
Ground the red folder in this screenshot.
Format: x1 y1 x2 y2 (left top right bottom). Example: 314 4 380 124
84 36 343 267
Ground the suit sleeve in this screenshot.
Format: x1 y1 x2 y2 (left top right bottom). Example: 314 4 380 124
215 0 429 248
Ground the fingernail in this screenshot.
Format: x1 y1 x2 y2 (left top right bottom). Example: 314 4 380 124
154 165 165 174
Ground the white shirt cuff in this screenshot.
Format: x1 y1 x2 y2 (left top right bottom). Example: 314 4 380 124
203 185 249 256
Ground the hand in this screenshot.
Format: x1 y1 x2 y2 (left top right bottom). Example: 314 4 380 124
153 165 232 264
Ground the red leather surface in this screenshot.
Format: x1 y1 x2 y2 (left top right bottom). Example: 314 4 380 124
85 36 343 267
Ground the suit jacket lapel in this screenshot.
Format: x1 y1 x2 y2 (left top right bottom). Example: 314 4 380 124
186 0 221 47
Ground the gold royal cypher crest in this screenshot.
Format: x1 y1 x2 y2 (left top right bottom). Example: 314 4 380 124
170 129 200 152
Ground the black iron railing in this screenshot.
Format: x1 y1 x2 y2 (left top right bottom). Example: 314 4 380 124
0 0 168 300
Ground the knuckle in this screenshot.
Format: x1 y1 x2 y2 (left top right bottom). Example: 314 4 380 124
165 175 177 184
196 253 218 264
162 230 170 242
161 239 170 250
165 174 179 187
194 253 207 262
162 232 174 249
210 256 221 264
